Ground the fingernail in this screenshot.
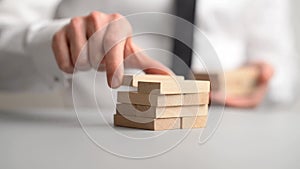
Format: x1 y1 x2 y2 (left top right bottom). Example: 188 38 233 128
111 73 123 89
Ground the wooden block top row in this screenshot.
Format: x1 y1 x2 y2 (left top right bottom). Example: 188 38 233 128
122 74 184 87
122 74 210 94
138 80 210 94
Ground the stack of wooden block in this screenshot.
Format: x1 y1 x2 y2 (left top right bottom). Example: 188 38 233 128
114 74 210 131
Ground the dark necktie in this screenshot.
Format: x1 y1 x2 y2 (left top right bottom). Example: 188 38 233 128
172 0 197 78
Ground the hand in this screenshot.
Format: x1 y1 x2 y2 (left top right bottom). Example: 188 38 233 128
211 62 274 108
52 11 173 88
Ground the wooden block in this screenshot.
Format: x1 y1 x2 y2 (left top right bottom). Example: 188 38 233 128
138 80 210 94
117 91 209 106
181 116 207 129
114 114 181 130
225 85 256 96
225 67 259 86
193 73 220 90
116 103 208 118
224 67 259 96
122 74 184 87
194 66 259 96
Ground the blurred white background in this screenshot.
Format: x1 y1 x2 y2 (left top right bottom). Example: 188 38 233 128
291 0 300 59
0 0 299 109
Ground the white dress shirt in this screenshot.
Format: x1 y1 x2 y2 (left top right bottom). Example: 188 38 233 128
0 0 297 106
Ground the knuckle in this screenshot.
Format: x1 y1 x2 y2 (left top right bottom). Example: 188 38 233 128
88 11 106 24
111 13 123 20
89 11 101 19
70 17 83 30
87 11 104 31
109 14 131 33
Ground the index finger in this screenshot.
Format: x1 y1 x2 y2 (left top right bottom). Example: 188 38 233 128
103 14 131 88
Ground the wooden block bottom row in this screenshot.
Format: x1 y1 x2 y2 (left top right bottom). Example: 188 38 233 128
114 114 207 131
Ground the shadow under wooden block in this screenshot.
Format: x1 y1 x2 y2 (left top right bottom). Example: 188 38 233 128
137 80 210 94
117 91 210 106
114 114 181 131
117 103 208 118
122 74 184 87
181 116 207 129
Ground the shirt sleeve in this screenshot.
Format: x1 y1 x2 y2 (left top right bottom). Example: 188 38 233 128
0 0 70 91
245 0 298 103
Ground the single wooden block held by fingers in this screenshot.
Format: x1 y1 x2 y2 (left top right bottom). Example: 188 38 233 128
137 80 210 94
224 67 259 96
116 103 208 118
114 114 181 131
181 116 207 129
122 74 184 87
194 66 259 96
117 91 210 106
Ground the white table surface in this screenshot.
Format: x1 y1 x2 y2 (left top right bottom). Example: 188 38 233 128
1 102 300 169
